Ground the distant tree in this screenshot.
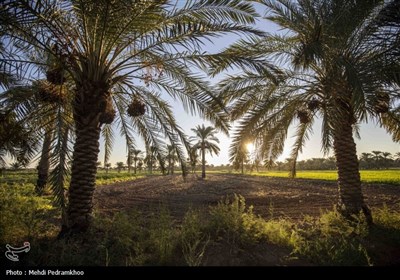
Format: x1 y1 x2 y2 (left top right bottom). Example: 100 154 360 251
132 149 143 174
105 163 111 174
137 159 144 173
144 146 157 174
381 152 393 169
166 145 178 175
371 151 383 169
116 162 124 173
191 125 220 179
127 150 133 173
371 151 382 160
157 152 167 175
360 153 373 169
231 145 248 174
252 158 262 173
274 161 284 171
188 147 200 174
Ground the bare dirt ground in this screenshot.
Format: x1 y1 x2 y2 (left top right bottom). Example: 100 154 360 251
94 174 400 265
94 174 400 220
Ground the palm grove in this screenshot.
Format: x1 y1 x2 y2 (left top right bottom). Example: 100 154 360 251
0 0 398 234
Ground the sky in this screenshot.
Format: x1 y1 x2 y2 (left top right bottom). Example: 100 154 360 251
101 4 399 167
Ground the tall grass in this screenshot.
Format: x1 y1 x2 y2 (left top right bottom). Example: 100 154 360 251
0 183 58 244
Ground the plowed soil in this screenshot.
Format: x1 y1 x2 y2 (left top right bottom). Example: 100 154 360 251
94 174 400 219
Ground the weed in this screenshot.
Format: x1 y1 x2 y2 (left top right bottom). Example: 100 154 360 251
148 206 178 265
292 209 372 265
180 209 209 266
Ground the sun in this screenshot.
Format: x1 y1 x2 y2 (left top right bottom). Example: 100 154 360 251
246 142 255 153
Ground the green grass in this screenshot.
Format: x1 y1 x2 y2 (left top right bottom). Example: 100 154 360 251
249 170 400 185
0 169 150 186
95 170 148 185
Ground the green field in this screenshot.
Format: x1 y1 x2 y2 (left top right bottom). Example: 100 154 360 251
1 169 399 186
0 170 147 186
249 170 400 185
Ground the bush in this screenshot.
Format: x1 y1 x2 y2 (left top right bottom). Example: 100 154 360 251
94 211 147 266
292 210 372 265
208 194 249 244
208 194 296 247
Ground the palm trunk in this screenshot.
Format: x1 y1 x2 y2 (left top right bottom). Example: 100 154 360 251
134 160 137 174
67 124 101 233
60 80 115 235
149 157 153 174
202 144 206 179
333 104 372 224
36 129 53 195
127 151 131 173
59 127 70 234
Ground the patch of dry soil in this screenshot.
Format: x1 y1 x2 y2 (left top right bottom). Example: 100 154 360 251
94 174 400 220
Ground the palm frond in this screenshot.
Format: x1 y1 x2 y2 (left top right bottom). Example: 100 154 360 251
101 123 114 166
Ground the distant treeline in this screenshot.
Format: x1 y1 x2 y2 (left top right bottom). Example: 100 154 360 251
212 150 400 172
270 150 400 171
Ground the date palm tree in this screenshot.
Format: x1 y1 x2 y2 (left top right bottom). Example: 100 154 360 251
126 149 133 174
1 81 72 228
105 163 112 174
381 152 393 169
191 124 220 178
395 152 400 163
4 0 261 233
360 153 373 169
188 146 200 174
371 151 383 169
213 0 400 223
166 144 178 175
116 162 125 173
230 144 248 174
144 145 158 174
132 149 143 174
1 74 74 195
